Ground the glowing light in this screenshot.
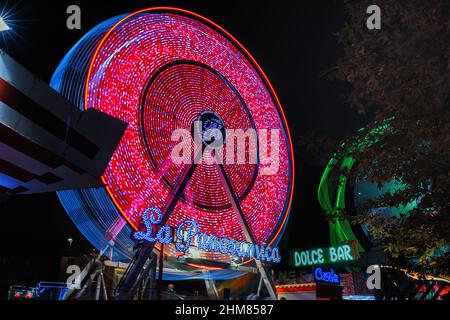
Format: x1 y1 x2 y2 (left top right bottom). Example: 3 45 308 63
314 268 340 284
84 8 293 263
52 8 294 266
132 208 282 263
291 244 356 267
0 17 10 31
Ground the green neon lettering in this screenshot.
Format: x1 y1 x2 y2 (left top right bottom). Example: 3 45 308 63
343 245 353 260
317 248 325 264
329 247 338 262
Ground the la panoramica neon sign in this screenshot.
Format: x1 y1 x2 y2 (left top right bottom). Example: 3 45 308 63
132 208 282 263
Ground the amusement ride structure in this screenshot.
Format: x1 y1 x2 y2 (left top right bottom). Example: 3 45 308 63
48 7 294 299
317 121 450 299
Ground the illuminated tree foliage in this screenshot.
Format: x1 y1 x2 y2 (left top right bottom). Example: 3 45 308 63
327 0 450 274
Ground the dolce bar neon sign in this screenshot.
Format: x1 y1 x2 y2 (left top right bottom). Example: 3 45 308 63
132 208 281 263
290 244 356 267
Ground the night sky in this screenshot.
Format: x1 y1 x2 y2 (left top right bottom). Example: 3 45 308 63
0 0 371 289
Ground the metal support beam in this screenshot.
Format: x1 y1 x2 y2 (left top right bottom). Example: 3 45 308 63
256 275 264 297
94 273 102 300
74 270 97 300
100 272 108 300
149 252 157 299
157 243 164 300
204 271 220 300
214 160 277 300
63 246 109 300
114 242 155 300
114 150 202 300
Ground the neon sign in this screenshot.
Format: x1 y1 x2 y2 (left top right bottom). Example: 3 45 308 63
290 244 356 267
133 208 281 263
314 268 340 285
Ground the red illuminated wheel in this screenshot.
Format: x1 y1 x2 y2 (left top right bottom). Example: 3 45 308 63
85 8 294 264
140 60 257 211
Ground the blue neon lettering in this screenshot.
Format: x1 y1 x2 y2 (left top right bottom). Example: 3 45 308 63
266 247 272 260
227 238 238 256
133 207 162 242
205 235 220 252
175 220 198 252
272 248 281 263
314 268 340 284
219 238 229 254
196 233 209 250
133 208 281 263
255 245 265 260
236 242 246 257
246 243 255 258
156 226 173 244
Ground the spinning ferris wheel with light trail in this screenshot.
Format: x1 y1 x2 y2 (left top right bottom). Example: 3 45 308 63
51 7 294 299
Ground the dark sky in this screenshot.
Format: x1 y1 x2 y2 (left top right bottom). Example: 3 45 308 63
0 0 371 286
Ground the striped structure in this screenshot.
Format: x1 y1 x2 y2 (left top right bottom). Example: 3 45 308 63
0 50 126 195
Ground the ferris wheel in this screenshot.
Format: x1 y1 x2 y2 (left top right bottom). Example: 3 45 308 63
52 7 294 297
